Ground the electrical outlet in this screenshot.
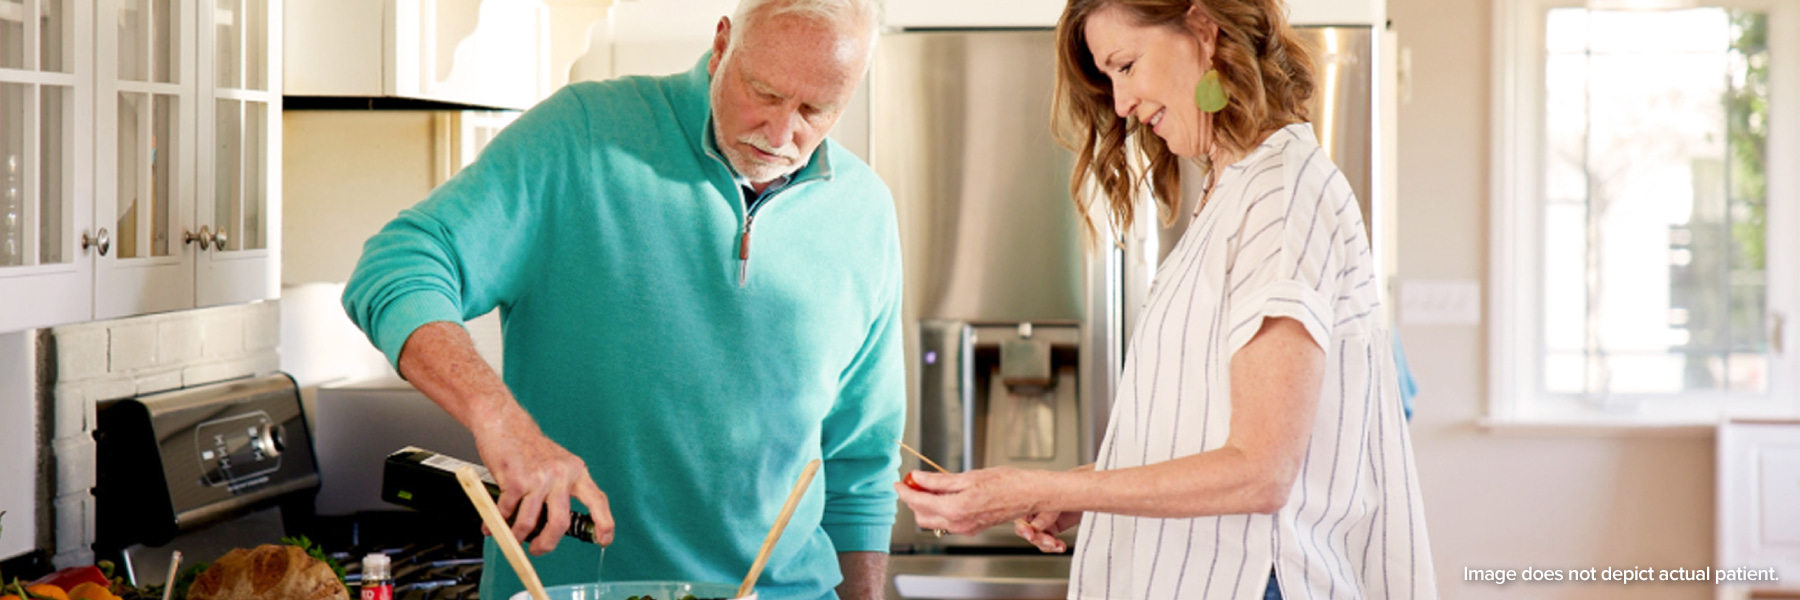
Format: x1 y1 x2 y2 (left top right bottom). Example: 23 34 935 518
1400 279 1482 326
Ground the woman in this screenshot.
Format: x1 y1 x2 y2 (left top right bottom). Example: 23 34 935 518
894 1 1437 598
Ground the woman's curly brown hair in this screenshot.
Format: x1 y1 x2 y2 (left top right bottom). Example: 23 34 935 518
1054 0 1316 245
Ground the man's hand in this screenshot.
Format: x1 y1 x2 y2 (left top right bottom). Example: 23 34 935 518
399 321 616 555
473 408 615 554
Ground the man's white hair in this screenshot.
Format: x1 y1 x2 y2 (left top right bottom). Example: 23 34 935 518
726 0 882 50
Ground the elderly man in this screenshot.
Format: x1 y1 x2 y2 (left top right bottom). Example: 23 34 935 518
341 1 902 598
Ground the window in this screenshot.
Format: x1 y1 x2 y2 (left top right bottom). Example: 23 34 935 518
1492 0 1800 422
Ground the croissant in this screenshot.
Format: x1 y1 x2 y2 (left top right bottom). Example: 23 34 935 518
186 544 349 600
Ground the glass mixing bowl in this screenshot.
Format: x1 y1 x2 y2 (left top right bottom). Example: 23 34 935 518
507 581 754 600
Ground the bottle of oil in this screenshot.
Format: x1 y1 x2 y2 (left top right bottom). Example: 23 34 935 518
380 446 598 543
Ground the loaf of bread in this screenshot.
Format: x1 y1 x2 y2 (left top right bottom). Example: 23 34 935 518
187 544 349 600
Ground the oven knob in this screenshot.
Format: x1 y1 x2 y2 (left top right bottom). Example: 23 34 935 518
258 425 284 458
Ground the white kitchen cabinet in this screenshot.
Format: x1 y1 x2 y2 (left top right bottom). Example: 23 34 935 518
1718 420 1800 599
285 0 551 110
0 0 279 333
882 1 1064 29
0 0 93 331
93 0 279 319
881 0 1382 28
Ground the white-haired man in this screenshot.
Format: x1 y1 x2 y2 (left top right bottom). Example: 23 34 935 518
342 1 901 598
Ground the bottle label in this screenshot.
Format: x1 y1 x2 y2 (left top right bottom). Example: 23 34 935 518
422 453 496 485
362 585 394 600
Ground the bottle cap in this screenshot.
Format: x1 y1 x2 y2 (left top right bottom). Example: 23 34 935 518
362 553 392 580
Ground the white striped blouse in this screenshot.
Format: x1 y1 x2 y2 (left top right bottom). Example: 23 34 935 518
1069 123 1437 600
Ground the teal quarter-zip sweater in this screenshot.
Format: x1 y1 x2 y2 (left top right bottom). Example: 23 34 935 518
342 55 905 600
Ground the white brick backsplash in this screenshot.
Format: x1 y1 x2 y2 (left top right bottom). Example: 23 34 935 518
109 322 158 372
182 352 276 387
52 385 88 439
135 369 183 395
246 303 281 351
157 318 203 366
52 491 93 563
78 376 138 402
53 437 96 496
201 312 246 358
53 327 108 381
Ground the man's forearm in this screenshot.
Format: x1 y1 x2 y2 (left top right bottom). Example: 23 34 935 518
398 321 529 437
836 551 887 600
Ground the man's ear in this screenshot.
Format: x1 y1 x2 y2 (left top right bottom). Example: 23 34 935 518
708 17 731 75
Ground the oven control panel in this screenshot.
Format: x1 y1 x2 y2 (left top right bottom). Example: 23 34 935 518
95 374 319 549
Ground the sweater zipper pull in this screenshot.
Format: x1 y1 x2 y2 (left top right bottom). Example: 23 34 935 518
738 214 756 287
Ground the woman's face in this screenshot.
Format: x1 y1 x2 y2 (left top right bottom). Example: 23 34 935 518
1083 5 1213 157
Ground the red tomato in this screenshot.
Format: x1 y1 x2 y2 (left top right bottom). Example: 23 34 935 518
31 566 110 592
903 472 926 491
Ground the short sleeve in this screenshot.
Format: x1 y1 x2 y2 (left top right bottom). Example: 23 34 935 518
1222 147 1355 355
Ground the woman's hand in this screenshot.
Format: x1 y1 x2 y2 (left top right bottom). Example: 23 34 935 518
1010 463 1093 552
1014 510 1082 553
895 466 1051 537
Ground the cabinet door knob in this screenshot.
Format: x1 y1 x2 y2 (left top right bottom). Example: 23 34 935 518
212 229 228 252
184 225 213 248
82 228 111 256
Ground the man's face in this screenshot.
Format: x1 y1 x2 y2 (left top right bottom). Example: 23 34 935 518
707 10 871 187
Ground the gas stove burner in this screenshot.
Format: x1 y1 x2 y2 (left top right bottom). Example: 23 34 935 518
333 535 487 600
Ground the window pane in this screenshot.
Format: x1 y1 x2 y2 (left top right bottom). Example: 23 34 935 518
244 101 264 249
1 82 25 266
214 98 240 251
215 0 239 88
120 0 179 82
0 0 21 70
40 85 66 264
246 0 266 90
151 94 172 256
118 0 142 81
117 93 140 258
153 0 175 83
1540 8 1770 395
43 0 70 73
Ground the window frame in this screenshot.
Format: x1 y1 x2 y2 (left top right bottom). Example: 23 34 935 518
1489 0 1800 423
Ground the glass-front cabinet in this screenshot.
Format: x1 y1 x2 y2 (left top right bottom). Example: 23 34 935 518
96 0 198 316
198 0 277 307
0 0 277 332
0 0 92 330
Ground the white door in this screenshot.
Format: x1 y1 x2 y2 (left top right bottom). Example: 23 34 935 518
0 0 94 332
195 0 279 307
94 0 198 319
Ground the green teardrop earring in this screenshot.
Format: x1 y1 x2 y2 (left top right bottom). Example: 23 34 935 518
1195 69 1228 113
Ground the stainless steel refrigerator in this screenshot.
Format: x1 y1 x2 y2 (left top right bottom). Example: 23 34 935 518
870 26 1379 600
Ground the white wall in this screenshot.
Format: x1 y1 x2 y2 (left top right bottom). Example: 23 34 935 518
1388 0 1716 598
0 330 38 560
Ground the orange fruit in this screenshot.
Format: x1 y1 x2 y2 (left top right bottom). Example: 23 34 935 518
4 594 25 600
25 584 69 600
66 583 114 600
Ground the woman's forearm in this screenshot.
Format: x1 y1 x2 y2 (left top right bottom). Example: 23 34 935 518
1047 444 1290 518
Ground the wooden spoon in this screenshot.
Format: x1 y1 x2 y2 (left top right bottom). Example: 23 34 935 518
455 466 552 600
738 459 821 599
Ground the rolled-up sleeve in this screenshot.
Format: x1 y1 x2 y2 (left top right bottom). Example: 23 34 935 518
817 235 907 553
342 88 590 367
